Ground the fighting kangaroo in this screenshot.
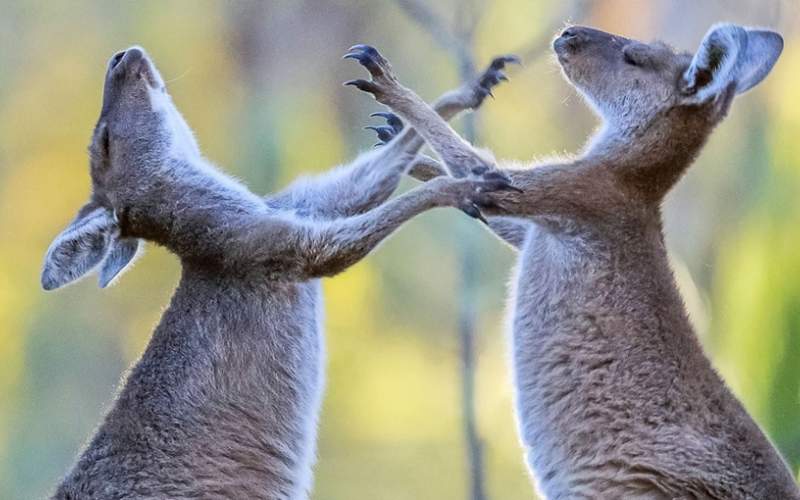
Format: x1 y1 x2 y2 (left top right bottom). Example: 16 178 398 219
41 46 514 499
350 23 800 499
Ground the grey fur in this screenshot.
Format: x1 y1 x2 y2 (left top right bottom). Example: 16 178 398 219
348 26 798 500
43 47 506 499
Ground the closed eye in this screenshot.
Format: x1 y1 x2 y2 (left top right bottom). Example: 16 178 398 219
624 52 640 67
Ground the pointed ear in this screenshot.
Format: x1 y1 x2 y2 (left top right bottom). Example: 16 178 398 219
98 237 141 288
682 24 783 104
41 203 117 291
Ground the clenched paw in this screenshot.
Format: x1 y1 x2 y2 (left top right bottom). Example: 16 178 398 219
430 176 519 225
343 45 402 102
458 54 521 109
477 55 520 96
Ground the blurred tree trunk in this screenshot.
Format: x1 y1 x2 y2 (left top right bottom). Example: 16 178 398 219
454 5 487 500
227 1 282 193
393 1 488 498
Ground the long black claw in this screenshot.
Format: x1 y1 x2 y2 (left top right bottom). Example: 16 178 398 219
343 44 377 60
479 171 524 193
342 44 385 75
346 44 376 54
461 204 489 225
344 79 378 94
364 125 395 143
370 111 404 131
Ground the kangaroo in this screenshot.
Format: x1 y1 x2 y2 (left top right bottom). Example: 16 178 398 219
346 24 800 500
41 46 514 499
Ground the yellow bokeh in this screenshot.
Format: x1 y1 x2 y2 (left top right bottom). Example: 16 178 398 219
1 1 799 498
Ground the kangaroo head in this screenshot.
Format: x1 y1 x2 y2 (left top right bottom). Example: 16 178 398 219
554 24 782 198
42 46 196 291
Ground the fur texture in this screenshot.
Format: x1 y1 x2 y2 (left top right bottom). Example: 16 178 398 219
348 26 799 500
43 47 508 499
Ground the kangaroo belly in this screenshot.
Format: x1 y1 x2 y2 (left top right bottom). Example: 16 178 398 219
508 228 800 499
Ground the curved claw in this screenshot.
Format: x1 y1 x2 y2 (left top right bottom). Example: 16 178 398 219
370 111 404 131
346 44 377 54
343 44 377 60
344 79 379 94
477 171 524 193
342 44 387 76
364 125 396 143
461 203 489 225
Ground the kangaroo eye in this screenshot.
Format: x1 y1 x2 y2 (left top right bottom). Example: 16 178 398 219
624 52 640 66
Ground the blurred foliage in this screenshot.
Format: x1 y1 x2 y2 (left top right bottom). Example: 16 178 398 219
0 1 798 498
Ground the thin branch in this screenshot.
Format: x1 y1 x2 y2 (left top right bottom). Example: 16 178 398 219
392 0 468 59
391 2 486 499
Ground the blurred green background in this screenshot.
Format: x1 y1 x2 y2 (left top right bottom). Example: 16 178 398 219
1 1 798 498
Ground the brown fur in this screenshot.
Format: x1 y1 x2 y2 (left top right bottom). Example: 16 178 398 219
348 24 798 499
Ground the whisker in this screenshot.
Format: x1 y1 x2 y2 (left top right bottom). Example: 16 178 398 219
165 68 192 85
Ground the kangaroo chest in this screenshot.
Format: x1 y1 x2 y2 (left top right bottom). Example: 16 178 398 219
71 278 327 500
508 226 675 495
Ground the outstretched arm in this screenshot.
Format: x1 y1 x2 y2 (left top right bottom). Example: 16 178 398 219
345 45 595 222
344 45 505 179
265 55 517 219
243 175 512 280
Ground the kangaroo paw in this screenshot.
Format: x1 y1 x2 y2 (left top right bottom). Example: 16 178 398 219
343 45 402 103
367 112 403 146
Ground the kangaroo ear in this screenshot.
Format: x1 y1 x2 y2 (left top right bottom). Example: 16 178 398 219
98 237 141 288
41 203 117 291
682 24 783 104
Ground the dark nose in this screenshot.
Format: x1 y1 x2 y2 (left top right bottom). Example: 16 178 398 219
560 28 579 39
109 47 144 71
554 26 600 53
555 30 582 54
109 50 125 70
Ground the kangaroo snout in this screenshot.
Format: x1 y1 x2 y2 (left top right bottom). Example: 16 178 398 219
553 27 592 55
107 46 165 92
554 26 631 58
109 50 125 70
108 47 145 70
